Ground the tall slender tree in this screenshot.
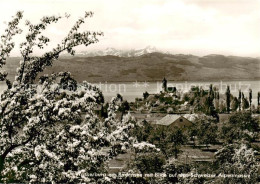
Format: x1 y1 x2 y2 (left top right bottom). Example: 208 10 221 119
249 89 252 110
238 89 242 111
226 86 231 113
258 92 260 106
209 84 214 99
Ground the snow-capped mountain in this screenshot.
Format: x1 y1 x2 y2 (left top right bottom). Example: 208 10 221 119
75 46 160 57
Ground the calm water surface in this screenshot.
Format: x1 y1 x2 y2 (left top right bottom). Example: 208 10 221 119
0 80 259 104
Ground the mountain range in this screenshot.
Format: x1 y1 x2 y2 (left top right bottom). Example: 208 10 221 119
73 46 161 57
2 52 260 83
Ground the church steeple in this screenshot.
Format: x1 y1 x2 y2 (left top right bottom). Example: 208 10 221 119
162 77 167 92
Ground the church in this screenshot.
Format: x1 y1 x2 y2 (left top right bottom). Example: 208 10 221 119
162 77 176 93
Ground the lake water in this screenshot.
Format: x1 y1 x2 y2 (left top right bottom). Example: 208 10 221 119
0 80 259 104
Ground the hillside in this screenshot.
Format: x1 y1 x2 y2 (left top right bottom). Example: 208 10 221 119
2 53 260 82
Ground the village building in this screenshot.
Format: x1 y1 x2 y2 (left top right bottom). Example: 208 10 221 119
155 114 193 129
162 77 177 93
162 77 167 92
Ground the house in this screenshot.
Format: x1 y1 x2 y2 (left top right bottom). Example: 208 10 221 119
155 114 193 129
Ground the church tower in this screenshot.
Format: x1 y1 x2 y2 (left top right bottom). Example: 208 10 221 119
162 77 167 92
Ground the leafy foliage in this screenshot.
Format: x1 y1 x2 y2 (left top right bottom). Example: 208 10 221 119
0 11 137 183
214 143 258 184
221 112 259 143
188 114 218 148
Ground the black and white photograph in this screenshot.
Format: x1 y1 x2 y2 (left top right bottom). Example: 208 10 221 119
0 0 259 183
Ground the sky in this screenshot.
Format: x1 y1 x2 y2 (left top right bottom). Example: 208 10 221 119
0 0 260 57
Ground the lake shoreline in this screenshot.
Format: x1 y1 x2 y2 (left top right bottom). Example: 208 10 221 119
0 80 259 104
87 78 260 83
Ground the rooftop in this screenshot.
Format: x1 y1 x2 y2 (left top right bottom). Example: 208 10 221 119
156 114 188 126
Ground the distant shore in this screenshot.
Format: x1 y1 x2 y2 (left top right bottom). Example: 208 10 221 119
3 53 260 83
88 78 260 83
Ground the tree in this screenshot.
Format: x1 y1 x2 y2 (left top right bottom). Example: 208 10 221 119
118 142 163 183
199 125 218 149
214 144 258 184
213 91 220 113
119 99 130 121
0 12 135 183
238 89 242 111
230 97 239 111
219 99 226 113
241 94 249 110
139 120 153 142
122 100 130 112
199 86 204 97
249 89 252 110
221 112 259 143
167 128 187 158
257 92 260 106
225 86 231 113
205 85 215 115
134 152 165 175
148 126 178 158
162 159 198 184
213 98 219 112
193 115 218 149
209 84 214 99
0 12 22 88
